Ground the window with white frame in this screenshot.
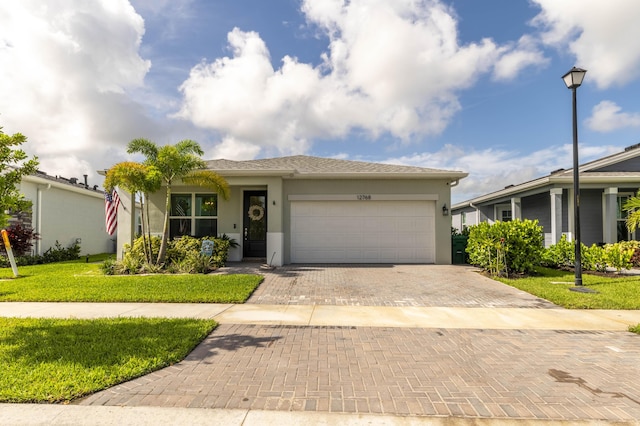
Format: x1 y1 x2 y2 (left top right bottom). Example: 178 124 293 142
496 205 512 222
170 193 218 239
617 194 634 242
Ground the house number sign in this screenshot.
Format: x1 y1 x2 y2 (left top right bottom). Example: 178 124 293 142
356 194 372 200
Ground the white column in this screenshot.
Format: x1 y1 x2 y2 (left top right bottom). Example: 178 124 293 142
116 189 136 260
511 197 522 220
603 188 618 244
550 188 563 245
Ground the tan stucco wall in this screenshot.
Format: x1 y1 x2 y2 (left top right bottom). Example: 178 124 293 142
123 176 453 264
282 178 453 264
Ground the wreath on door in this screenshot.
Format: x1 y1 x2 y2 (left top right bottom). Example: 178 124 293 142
248 205 265 221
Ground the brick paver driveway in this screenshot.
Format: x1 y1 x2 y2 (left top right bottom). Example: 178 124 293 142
80 264 640 422
245 264 558 308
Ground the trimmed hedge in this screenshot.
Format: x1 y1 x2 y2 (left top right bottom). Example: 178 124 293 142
466 219 544 275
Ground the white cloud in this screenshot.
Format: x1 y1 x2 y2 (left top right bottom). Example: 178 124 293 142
0 1 152 182
586 101 640 132
492 36 549 81
205 137 262 161
385 143 620 203
531 0 640 89
175 0 548 156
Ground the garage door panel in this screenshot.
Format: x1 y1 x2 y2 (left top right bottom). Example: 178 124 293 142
291 200 435 263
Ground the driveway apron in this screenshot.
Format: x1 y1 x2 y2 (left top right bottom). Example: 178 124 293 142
78 264 640 422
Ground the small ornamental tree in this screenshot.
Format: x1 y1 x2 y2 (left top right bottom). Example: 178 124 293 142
0 223 40 256
0 127 39 228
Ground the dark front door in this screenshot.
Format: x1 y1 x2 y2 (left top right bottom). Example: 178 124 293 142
243 191 267 258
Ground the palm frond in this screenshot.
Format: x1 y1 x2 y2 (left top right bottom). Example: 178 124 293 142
182 170 231 200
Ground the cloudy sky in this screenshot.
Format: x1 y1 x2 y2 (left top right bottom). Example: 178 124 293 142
1 0 639 203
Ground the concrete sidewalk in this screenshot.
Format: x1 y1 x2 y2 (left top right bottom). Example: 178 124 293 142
2 301 640 330
2 404 614 426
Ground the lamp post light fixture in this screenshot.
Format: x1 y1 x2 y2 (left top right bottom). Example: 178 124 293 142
562 66 587 286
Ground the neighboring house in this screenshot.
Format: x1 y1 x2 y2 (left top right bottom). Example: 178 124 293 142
16 171 114 255
116 155 467 265
451 144 640 247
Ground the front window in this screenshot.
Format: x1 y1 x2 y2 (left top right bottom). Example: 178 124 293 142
617 195 633 241
170 193 218 239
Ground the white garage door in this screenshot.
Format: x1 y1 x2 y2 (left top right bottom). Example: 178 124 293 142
290 200 435 263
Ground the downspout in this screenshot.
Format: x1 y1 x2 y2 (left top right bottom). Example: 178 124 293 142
449 179 460 187
35 183 51 255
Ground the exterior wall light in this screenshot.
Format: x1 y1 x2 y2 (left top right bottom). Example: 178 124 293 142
442 204 449 216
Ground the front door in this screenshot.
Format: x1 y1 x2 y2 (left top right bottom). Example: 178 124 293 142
243 191 267 258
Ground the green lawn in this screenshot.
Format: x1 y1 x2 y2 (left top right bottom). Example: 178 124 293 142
496 267 640 309
0 317 217 403
0 261 262 303
0 260 257 402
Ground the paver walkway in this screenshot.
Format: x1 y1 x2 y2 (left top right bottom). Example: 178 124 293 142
77 264 640 422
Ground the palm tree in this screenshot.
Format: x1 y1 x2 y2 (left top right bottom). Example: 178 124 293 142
104 161 161 263
624 192 640 234
127 138 230 264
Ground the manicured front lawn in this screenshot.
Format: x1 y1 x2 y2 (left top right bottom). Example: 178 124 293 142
0 317 216 403
0 261 262 303
495 267 640 309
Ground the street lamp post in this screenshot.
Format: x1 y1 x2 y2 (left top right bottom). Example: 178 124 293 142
562 67 587 287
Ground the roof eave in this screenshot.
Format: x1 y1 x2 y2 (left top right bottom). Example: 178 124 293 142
22 174 105 198
215 169 296 177
550 175 640 184
455 176 552 208
288 172 469 180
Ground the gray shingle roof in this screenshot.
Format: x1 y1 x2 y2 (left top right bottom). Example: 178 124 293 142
206 155 466 178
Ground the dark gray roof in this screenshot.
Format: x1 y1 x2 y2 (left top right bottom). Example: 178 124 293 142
452 145 640 209
206 155 466 179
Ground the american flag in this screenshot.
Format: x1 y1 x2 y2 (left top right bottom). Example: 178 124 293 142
105 190 121 235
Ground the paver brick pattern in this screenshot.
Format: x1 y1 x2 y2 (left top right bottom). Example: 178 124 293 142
81 325 640 421
245 264 558 308
78 264 640 421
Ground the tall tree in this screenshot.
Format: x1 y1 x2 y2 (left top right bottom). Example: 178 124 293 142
0 127 39 228
104 161 162 263
127 138 230 264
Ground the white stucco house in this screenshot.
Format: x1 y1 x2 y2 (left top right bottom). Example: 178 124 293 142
16 171 114 255
115 155 467 265
451 144 640 247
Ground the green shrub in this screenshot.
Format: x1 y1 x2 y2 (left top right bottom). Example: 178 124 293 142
100 258 117 275
603 242 634 272
124 236 161 263
105 235 231 275
581 243 606 272
167 236 202 264
466 219 544 276
541 234 574 268
0 239 81 267
542 238 637 273
210 238 230 268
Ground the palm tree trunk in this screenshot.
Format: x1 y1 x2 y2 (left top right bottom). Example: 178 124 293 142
156 185 171 264
139 194 150 263
144 193 153 262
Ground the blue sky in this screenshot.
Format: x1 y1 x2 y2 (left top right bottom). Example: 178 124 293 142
1 0 640 203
